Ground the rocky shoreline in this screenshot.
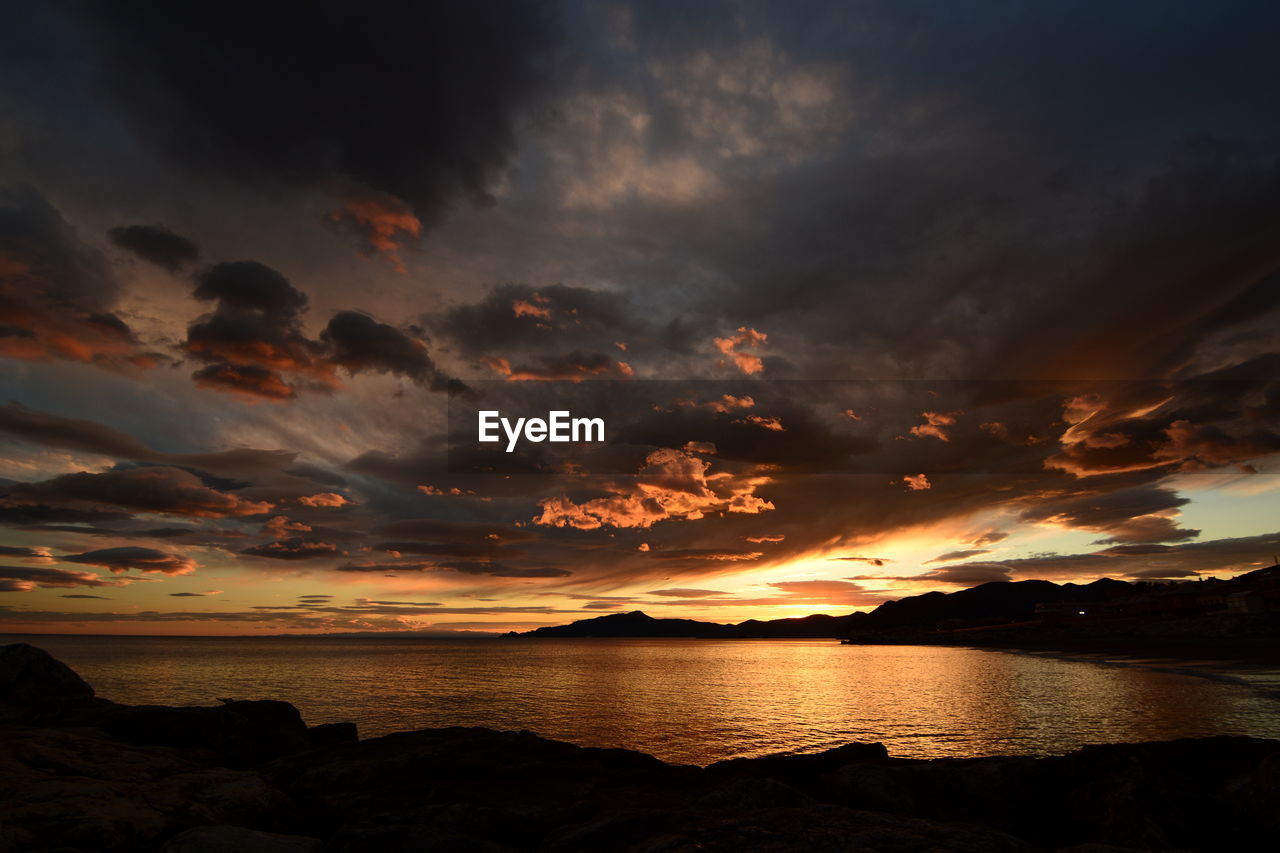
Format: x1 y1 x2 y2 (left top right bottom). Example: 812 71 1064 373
3 642 1278 852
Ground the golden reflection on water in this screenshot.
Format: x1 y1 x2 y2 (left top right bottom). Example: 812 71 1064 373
15 636 1280 765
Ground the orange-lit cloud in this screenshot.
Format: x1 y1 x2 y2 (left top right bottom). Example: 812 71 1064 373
909 410 962 442
534 447 774 530
713 326 767 374
298 492 351 508
903 473 931 491
512 294 553 320
483 353 633 381
328 187 423 272
735 414 785 431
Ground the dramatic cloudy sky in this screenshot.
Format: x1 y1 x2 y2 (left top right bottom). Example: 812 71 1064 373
1 0 1278 634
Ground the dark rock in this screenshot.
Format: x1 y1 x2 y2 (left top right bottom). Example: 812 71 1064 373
162 825 322 852
308 721 359 747
0 643 94 722
707 741 888 780
90 698 314 767
695 777 816 810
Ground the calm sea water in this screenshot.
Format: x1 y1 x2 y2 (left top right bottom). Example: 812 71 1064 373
10 636 1280 764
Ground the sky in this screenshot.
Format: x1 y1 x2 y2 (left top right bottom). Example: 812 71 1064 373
0 0 1278 635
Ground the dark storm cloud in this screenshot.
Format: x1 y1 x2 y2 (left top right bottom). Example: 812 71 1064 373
620 5 1280 390
62 546 195 575
107 224 199 272
63 0 562 228
2 1 1279 609
0 184 144 366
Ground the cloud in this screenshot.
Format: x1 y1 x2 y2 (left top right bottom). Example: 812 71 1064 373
184 262 455 400
647 588 728 597
0 185 146 367
63 546 196 575
902 474 931 491
857 533 1280 588
326 187 422 270
0 565 118 590
735 415 785 431
1018 485 1199 544
168 589 223 597
66 0 562 228
241 538 341 560
924 549 992 564
296 492 350 509
1046 383 1280 479
714 327 767 374
831 555 891 566
483 352 632 381
909 411 962 442
534 447 774 530
438 561 572 579
0 545 52 562
107 224 199 272
6 466 272 518
183 261 327 400
437 283 637 360
320 311 444 387
645 548 762 562
1124 567 1202 580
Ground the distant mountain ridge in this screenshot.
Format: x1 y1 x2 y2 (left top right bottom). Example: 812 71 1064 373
507 569 1279 639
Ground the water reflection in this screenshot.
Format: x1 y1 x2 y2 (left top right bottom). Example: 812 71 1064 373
14 636 1280 765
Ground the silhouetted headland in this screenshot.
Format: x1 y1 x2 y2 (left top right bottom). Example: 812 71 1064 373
507 565 1280 659
3 642 1278 851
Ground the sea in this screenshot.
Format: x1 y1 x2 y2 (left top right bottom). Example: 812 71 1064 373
10 635 1280 765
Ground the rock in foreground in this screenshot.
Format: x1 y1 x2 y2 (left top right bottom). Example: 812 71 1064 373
1 643 1276 852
